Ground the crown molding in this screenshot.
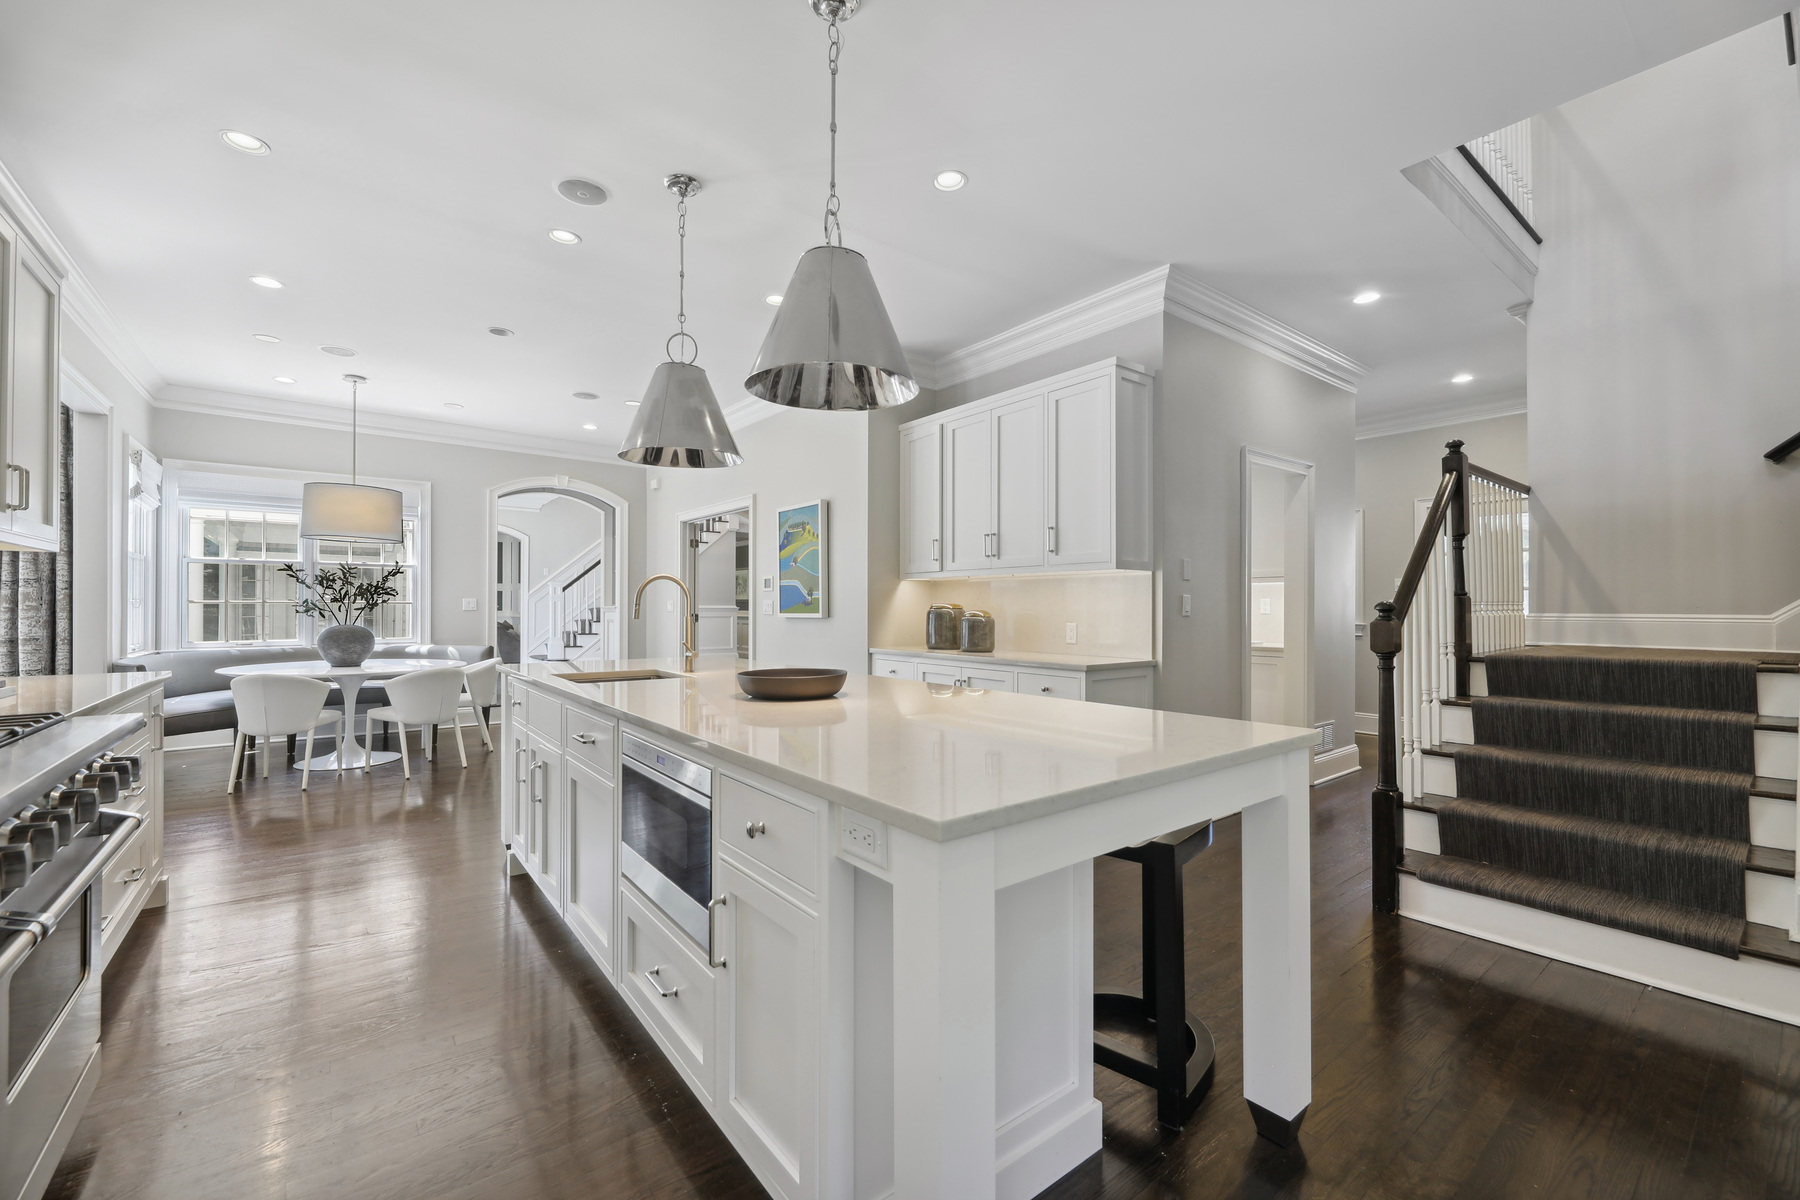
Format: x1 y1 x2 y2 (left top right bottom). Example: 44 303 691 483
721 393 786 433
909 264 1365 396
1162 266 1366 393
154 384 631 465
1355 390 1526 439
0 156 164 404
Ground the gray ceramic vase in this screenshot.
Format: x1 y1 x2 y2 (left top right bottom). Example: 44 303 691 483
317 623 375 668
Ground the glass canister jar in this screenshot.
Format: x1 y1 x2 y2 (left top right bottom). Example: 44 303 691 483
926 603 963 650
960 610 996 654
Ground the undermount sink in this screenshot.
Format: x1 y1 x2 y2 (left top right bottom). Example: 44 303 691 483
556 669 687 683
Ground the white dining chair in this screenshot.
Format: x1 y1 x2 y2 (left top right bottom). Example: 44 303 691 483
460 657 503 751
364 667 469 777
229 675 342 792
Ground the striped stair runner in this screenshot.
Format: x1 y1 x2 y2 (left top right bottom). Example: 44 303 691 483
1413 645 1799 958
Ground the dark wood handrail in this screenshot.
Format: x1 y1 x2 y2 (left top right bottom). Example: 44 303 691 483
1467 463 1531 495
1389 470 1457 626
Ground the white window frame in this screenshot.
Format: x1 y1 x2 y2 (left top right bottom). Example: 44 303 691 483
125 443 161 656
159 461 431 651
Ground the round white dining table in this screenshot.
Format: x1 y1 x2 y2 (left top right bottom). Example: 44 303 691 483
216 658 467 771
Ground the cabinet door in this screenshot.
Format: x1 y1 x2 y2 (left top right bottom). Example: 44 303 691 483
506 718 532 857
1045 375 1114 568
565 757 617 975
716 855 819 1200
900 423 943 575
0 212 14 484
869 656 916 681
961 667 1015 692
943 410 993 573
526 731 565 909
919 665 962 687
6 244 58 547
991 394 1045 570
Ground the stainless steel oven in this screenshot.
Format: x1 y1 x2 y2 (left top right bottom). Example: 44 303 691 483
619 731 714 950
0 806 141 1200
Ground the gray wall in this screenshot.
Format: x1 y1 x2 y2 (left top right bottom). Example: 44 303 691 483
1529 21 1800 618
152 407 647 650
1158 316 1356 744
1353 412 1527 716
498 494 608 587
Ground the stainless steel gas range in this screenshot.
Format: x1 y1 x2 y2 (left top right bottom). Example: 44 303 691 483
0 710 146 1200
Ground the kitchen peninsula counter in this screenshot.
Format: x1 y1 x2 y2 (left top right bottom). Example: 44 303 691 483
502 656 1316 1200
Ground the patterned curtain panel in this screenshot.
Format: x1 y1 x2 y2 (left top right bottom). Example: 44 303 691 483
0 405 74 676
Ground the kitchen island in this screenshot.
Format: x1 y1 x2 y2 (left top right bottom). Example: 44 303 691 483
501 656 1316 1200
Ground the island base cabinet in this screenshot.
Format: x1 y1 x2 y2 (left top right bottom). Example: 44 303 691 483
522 732 565 909
715 853 821 1200
621 881 717 1106
564 757 616 977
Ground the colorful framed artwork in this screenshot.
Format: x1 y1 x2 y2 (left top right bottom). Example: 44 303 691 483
777 500 827 618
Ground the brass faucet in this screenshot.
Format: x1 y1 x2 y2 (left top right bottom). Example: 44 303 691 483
632 574 696 672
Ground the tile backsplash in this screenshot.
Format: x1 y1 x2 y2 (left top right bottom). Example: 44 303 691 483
902 573 1154 657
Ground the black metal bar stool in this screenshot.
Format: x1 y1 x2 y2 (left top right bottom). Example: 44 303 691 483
1094 820 1217 1130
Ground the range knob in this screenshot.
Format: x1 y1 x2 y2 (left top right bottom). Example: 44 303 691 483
97 754 142 784
46 785 100 827
15 806 73 848
2 816 59 862
0 842 29 898
72 768 119 805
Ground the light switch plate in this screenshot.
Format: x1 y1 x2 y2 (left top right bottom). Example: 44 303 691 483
461 598 478 611
1065 622 1078 644
762 599 773 615
1182 557 1192 581
840 810 889 868
1181 594 1193 617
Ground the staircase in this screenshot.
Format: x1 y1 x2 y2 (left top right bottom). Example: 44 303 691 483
1371 443 1800 1025
526 547 616 662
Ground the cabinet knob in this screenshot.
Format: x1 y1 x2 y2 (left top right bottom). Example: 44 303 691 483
1040 686 1052 693
745 820 767 839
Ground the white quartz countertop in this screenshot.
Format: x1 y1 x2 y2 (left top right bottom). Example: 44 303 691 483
508 657 1316 841
0 672 167 719
869 646 1157 671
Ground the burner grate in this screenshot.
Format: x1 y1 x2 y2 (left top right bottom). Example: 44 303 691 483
0 712 65 749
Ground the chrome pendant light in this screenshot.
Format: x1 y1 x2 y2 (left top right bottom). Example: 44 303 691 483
300 374 403 543
618 174 744 468
744 0 917 411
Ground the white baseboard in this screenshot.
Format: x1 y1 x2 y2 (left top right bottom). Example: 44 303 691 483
1354 711 1379 736
1311 744 1361 785
1529 597 1800 652
1400 875 1800 1027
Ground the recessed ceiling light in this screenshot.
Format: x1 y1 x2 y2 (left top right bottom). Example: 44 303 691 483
488 326 514 337
221 129 270 155
252 333 280 343
250 275 284 289
444 402 464 410
320 346 357 357
273 376 296 384
1451 372 1474 384
765 294 783 306
548 229 582 245
572 391 598 400
1352 290 1381 305
934 170 967 191
582 423 598 431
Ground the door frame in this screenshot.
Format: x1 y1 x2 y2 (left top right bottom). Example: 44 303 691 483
486 476 630 660
676 495 756 662
1240 447 1316 727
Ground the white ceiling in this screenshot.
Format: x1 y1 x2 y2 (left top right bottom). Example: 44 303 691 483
0 0 1785 449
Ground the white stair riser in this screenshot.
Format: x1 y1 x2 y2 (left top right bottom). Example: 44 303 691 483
1420 758 1795 851
1463 664 1794 715
1404 807 1793 927
1434 721 1796 782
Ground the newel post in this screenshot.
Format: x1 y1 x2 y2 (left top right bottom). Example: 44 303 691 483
1443 439 1472 698
1369 600 1403 913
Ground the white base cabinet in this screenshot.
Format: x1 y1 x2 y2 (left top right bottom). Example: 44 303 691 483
871 652 1154 708
98 683 167 972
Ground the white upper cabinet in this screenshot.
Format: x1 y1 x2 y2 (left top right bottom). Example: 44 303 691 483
898 359 1152 579
899 423 943 575
0 207 63 554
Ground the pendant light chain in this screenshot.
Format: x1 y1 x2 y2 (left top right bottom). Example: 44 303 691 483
349 376 359 485
667 179 699 364
824 16 842 247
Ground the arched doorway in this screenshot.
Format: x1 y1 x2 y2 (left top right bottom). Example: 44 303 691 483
486 477 631 663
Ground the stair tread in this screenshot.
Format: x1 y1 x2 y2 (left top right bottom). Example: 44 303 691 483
1443 695 1791 729
1421 742 1797 797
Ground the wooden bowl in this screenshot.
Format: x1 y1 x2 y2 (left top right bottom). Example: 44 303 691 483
737 667 848 701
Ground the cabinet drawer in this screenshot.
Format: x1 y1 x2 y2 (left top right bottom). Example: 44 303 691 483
99 823 149 933
565 707 615 777
526 687 563 738
719 775 819 896
1016 670 1084 701
870 656 916 682
962 667 1015 692
622 883 715 1099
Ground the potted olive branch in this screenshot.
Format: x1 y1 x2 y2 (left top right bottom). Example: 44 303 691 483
279 562 406 667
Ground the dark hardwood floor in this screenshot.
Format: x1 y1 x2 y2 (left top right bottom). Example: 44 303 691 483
45 734 1800 1199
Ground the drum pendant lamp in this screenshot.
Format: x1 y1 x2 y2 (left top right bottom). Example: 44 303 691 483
618 175 744 468
744 0 917 411
300 374 403 542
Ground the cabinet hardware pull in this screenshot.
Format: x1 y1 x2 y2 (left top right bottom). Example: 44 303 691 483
124 784 148 798
1047 524 1057 554
744 820 766 838
645 966 680 998
1040 686 1052 693
3 465 22 512
572 732 597 745
16 467 28 514
118 866 145 885
931 537 939 562
530 758 547 802
707 895 728 969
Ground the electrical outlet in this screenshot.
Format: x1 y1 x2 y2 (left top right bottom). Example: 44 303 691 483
1181 594 1192 617
1065 622 1078 644
462 598 477 611
666 600 675 612
840 810 888 868
762 599 773 615
650 477 662 490
1260 598 1272 614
